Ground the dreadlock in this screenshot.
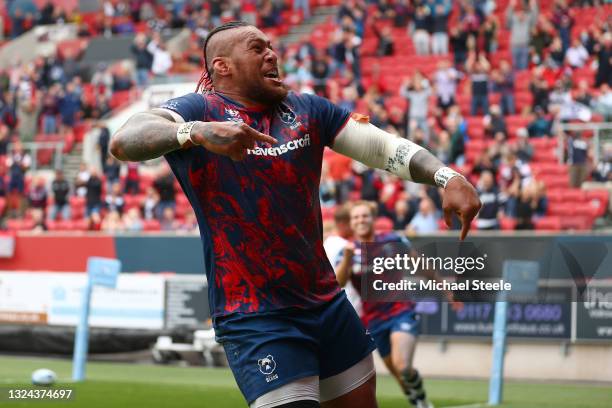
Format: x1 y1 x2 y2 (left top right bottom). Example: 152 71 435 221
196 21 251 93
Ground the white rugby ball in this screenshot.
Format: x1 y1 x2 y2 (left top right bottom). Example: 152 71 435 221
31 368 57 386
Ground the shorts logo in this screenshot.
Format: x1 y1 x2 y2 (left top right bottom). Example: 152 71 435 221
258 355 278 382
399 322 412 331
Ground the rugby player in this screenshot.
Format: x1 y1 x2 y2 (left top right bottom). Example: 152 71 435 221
335 201 432 408
110 21 481 408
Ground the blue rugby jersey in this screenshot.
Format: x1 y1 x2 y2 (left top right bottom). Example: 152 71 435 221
160 91 351 317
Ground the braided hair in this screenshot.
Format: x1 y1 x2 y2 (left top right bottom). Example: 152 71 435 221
196 21 251 93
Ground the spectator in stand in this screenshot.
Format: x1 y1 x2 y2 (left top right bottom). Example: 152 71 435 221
123 207 144 232
575 79 594 107
447 117 465 165
391 194 415 231
153 165 176 220
594 32 612 87
592 145 611 182
85 167 103 216
293 0 310 20
530 15 554 65
567 131 589 188
476 170 502 230
103 156 121 191
58 80 82 134
91 63 113 99
546 37 566 69
373 25 395 57
7 142 31 218
450 24 469 68
260 0 281 28
483 105 507 139
481 13 500 55
594 83 612 121
515 128 534 162
551 0 573 52
434 59 460 111
124 162 140 195
131 34 153 87
529 67 551 112
104 183 125 215
112 64 134 92
493 60 515 115
406 197 439 235
466 52 491 116
430 0 451 55
506 0 538 71
49 169 71 221
565 38 590 69
147 34 173 78
412 2 432 55
179 211 199 232
40 85 60 134
311 49 330 96
27 176 48 214
101 210 124 232
141 186 159 220
160 207 180 231
400 72 431 135
96 122 111 168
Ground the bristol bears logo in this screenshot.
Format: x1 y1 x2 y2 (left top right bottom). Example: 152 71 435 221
277 104 301 130
258 355 278 382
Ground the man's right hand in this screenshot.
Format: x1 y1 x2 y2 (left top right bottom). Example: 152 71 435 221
191 122 278 161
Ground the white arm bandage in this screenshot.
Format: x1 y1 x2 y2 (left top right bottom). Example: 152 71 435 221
331 118 425 181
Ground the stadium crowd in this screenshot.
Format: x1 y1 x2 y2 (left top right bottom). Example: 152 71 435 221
0 0 610 233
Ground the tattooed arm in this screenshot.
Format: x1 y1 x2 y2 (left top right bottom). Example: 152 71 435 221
332 118 481 239
110 109 181 162
110 109 277 162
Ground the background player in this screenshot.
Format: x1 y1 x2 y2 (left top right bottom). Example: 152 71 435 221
111 21 481 408
335 201 433 408
324 204 362 315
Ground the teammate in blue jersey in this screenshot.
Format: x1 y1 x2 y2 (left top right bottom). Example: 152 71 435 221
110 21 481 408
335 201 432 408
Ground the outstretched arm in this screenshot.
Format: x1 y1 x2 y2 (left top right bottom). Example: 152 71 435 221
331 118 481 239
110 109 277 162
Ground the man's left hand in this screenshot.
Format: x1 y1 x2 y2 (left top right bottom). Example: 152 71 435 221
442 176 482 240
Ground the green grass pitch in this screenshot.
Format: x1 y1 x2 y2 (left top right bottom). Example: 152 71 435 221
0 355 610 407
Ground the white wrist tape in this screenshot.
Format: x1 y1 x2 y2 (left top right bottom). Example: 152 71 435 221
434 166 464 188
177 121 196 146
332 118 424 181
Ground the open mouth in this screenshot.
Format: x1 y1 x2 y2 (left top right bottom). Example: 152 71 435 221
263 69 280 80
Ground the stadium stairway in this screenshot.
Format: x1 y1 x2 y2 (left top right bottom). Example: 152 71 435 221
62 143 84 183
280 5 339 46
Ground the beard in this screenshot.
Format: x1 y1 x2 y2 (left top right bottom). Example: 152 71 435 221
244 77 289 106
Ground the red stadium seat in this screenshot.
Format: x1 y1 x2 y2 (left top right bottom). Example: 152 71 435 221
585 189 609 217
534 216 562 231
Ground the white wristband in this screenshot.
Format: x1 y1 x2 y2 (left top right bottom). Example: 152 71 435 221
434 167 464 189
177 121 196 146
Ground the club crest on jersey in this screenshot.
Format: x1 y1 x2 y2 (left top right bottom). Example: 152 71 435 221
277 104 302 130
225 108 244 124
258 355 278 382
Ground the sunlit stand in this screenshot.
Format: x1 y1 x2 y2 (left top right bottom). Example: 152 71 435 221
488 260 539 405
72 257 122 381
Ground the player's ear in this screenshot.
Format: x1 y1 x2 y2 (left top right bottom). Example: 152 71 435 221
211 57 231 77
